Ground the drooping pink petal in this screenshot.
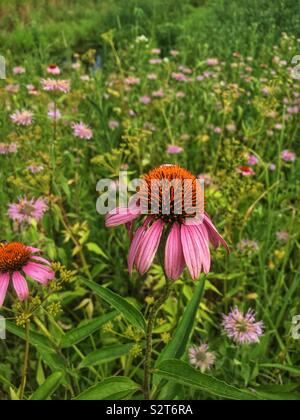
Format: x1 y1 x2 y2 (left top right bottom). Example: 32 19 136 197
204 213 229 252
128 217 153 273
0 273 10 307
23 262 55 284
135 219 164 275
27 247 40 253
181 224 202 280
194 224 211 274
105 207 141 227
164 223 185 280
12 272 29 301
31 255 52 265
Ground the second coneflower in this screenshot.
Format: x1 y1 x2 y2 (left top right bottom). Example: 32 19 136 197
105 164 228 280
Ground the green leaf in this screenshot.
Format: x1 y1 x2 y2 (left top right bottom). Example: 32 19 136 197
86 242 109 260
30 372 63 400
74 377 140 400
85 280 146 332
260 363 300 376
60 311 117 348
154 278 205 387
79 343 136 368
156 359 261 400
6 321 55 353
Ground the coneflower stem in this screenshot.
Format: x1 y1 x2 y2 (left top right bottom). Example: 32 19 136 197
143 279 170 400
19 319 30 400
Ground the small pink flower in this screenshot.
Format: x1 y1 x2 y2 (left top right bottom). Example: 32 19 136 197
13 66 26 75
149 58 162 65
72 122 93 139
140 95 151 104
222 308 264 345
47 64 61 75
8 197 48 224
171 72 187 82
152 89 164 98
0 143 18 155
276 231 289 242
236 166 256 176
10 110 33 126
27 84 39 96
5 84 20 93
282 150 296 162
147 73 158 81
27 164 44 174
206 58 219 66
125 76 140 86
72 62 81 70
167 145 183 154
247 154 259 166
41 78 70 93
189 344 215 373
269 163 276 171
108 120 120 130
151 48 161 55
0 242 54 307
48 103 61 120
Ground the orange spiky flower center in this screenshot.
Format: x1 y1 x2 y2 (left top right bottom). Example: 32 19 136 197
0 242 31 273
140 164 203 223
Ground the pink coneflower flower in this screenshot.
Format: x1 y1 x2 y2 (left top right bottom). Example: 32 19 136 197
151 48 161 55
10 110 33 126
140 95 151 104
236 166 256 176
282 150 296 162
8 197 48 224
105 165 228 280
276 231 289 242
108 120 120 130
247 154 259 166
41 78 70 93
72 122 93 139
0 242 54 307
274 123 283 130
167 145 183 154
5 84 20 93
47 64 61 75
189 344 216 373
222 308 264 345
13 66 26 75
27 84 39 96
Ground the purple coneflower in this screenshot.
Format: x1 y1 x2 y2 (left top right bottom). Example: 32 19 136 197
47 64 61 75
13 66 25 75
247 154 259 166
41 78 70 93
105 164 228 280
0 242 54 307
282 150 296 162
167 145 183 154
108 120 120 130
222 308 264 345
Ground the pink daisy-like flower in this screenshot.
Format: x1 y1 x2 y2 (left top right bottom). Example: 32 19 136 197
276 231 289 242
222 308 264 345
206 58 219 66
13 66 26 75
0 242 54 307
236 166 256 176
27 84 39 96
27 164 44 174
167 145 183 154
47 64 61 75
140 95 151 104
282 150 296 162
8 197 48 224
105 164 228 280
0 143 18 155
171 72 188 82
41 78 70 93
10 110 33 126
189 344 216 373
72 122 93 139
108 120 120 130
